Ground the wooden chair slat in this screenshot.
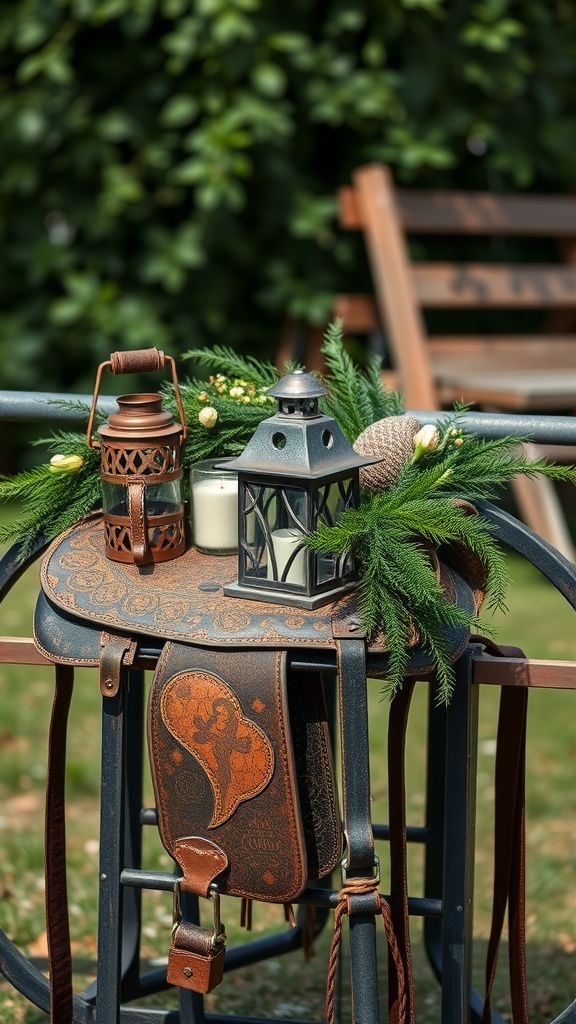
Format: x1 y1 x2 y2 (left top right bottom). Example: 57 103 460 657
332 294 379 332
339 184 576 236
429 337 576 370
413 264 576 307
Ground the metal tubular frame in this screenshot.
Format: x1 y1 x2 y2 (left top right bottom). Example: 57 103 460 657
0 392 576 1023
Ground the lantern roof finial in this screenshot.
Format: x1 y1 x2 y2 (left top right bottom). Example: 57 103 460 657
267 369 327 402
266 369 327 420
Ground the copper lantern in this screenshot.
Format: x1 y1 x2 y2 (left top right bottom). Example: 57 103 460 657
221 369 380 609
87 348 187 565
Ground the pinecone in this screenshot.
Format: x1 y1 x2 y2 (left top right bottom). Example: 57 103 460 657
354 415 422 492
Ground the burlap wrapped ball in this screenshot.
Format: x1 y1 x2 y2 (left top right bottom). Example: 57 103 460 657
354 415 422 492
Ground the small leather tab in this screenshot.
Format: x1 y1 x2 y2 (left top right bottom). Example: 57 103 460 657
128 482 150 565
167 921 225 993
99 633 136 697
173 837 228 897
345 890 382 916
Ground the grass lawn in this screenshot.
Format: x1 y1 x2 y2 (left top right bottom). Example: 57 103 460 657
0 526 575 1022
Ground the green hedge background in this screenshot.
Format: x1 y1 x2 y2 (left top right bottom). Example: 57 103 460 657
1 0 575 397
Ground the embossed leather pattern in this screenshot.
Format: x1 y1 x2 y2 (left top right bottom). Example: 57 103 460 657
35 516 480 669
148 643 342 902
39 517 339 649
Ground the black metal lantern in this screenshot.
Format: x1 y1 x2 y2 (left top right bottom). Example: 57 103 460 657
87 348 187 565
222 369 380 609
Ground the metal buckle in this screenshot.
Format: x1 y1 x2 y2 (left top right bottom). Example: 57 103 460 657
340 854 381 887
172 879 226 948
209 886 226 948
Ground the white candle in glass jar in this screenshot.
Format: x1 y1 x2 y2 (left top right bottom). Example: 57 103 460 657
192 475 239 553
268 528 306 586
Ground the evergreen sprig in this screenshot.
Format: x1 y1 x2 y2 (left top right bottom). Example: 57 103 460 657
307 475 508 703
319 319 403 438
172 381 276 471
0 431 101 559
182 345 280 388
307 404 576 702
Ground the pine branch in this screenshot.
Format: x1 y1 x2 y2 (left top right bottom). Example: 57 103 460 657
319 319 404 440
182 345 279 387
307 472 510 699
0 439 101 559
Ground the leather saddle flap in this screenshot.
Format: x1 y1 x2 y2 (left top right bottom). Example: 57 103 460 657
148 643 342 902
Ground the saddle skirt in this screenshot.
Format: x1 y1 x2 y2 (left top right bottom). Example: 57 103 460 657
34 514 481 670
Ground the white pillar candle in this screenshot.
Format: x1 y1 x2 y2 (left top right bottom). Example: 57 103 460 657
192 476 239 553
268 528 306 586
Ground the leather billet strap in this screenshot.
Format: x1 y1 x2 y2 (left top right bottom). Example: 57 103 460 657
335 637 375 875
492 687 529 1024
45 664 74 1024
483 679 529 1024
99 631 137 697
148 642 342 903
44 635 137 1024
470 635 529 1024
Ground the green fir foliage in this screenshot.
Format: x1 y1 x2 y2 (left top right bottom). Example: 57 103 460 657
166 345 281 467
306 405 576 703
319 320 404 439
0 432 101 559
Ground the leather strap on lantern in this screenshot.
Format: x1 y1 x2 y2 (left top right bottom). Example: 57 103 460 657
87 348 187 565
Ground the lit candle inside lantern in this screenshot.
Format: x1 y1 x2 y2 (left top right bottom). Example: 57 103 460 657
268 528 306 586
191 461 239 554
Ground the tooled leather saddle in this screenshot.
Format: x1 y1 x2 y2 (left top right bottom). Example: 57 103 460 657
34 512 484 1021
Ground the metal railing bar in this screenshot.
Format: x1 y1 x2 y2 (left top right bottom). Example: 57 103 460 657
410 409 576 445
0 390 117 422
0 389 575 445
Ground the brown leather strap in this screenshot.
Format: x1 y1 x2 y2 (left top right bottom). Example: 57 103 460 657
480 644 529 1024
387 680 416 1024
46 636 136 1021
99 632 137 697
332 637 407 1024
127 481 149 565
45 664 74 1024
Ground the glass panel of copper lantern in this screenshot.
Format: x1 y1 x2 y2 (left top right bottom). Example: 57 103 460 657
98 395 185 564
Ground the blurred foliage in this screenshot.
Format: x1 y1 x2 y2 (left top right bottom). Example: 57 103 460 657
0 0 576 395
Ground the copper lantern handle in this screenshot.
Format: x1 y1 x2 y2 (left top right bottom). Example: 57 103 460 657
87 348 188 447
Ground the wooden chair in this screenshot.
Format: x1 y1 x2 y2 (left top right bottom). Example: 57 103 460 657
334 163 576 559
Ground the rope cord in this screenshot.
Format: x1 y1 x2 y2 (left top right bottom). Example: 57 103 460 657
325 875 407 1024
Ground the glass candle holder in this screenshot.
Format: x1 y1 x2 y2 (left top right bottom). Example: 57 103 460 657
190 459 239 555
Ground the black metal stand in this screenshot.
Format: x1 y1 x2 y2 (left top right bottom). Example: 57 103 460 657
2 497 576 1022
